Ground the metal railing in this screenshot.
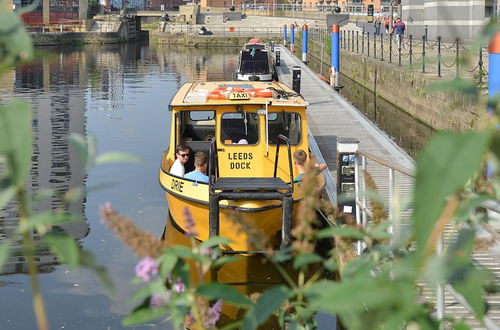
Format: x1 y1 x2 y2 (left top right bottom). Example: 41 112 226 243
161 24 283 37
353 151 500 328
336 28 487 81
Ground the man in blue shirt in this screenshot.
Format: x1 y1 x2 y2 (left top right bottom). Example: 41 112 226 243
391 18 406 49
184 152 209 183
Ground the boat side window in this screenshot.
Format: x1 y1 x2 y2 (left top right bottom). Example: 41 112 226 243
220 112 259 145
267 112 301 145
179 110 216 142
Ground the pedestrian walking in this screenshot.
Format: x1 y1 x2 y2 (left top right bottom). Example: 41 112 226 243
391 17 406 49
384 16 390 35
374 18 381 36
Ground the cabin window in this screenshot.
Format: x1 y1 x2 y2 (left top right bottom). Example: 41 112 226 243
179 110 216 142
221 112 259 145
240 50 270 74
268 112 301 145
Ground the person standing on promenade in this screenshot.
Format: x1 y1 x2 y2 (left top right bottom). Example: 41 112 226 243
384 16 390 35
374 18 381 36
391 17 406 49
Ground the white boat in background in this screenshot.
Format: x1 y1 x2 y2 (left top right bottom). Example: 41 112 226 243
236 39 278 82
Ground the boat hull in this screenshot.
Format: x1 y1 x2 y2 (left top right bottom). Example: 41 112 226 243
160 171 298 252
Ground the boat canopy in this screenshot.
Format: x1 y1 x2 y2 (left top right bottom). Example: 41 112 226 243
171 81 307 107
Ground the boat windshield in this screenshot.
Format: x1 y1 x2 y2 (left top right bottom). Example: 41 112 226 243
268 112 301 145
240 50 270 74
221 112 259 145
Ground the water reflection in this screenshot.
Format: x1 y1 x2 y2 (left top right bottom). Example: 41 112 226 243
164 214 288 328
0 43 243 329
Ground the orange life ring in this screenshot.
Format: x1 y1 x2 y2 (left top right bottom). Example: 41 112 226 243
207 91 226 100
255 89 273 98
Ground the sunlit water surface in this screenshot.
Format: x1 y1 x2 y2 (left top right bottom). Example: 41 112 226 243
0 41 429 329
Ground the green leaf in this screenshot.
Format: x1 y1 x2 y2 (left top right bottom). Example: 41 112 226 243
122 300 168 326
158 253 178 278
413 130 495 257
95 152 142 165
43 233 80 268
0 179 15 210
323 259 338 272
212 255 239 268
167 245 201 261
20 212 80 233
79 249 114 293
293 253 323 269
243 286 291 330
0 101 32 186
127 285 154 304
317 226 365 240
0 9 33 64
200 236 232 249
0 239 12 272
196 283 252 307
68 133 88 164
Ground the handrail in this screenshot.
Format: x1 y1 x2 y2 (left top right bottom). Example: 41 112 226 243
273 134 294 192
358 151 415 177
208 138 219 189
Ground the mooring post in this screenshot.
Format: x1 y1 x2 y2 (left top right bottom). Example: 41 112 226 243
276 50 281 66
488 32 500 177
281 193 293 249
209 192 220 237
290 23 295 53
330 24 340 90
292 66 301 93
283 24 287 46
302 23 308 63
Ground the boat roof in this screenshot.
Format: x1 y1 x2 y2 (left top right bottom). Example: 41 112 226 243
170 81 308 107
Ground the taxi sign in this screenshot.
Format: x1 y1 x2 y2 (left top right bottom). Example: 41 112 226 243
229 92 250 100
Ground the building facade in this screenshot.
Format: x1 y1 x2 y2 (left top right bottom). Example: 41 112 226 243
402 0 498 42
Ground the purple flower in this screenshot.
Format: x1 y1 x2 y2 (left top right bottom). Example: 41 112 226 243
204 300 223 328
173 277 185 294
149 291 171 309
183 208 199 237
135 257 159 282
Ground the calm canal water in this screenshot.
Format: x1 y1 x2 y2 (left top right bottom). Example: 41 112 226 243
0 41 429 329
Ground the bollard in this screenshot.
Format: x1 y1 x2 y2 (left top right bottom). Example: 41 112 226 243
283 24 287 46
290 24 295 53
488 32 500 117
330 24 340 90
456 38 460 77
271 40 275 52
488 32 500 177
276 50 281 66
292 66 301 94
302 24 308 63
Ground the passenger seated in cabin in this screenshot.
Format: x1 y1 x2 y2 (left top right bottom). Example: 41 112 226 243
184 152 209 183
170 142 191 177
293 149 327 183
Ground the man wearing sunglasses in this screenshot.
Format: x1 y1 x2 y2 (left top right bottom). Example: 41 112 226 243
170 142 190 177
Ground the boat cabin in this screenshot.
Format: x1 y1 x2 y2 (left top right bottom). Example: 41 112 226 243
159 81 311 252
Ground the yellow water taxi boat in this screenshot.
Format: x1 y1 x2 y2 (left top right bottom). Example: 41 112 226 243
159 81 315 252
